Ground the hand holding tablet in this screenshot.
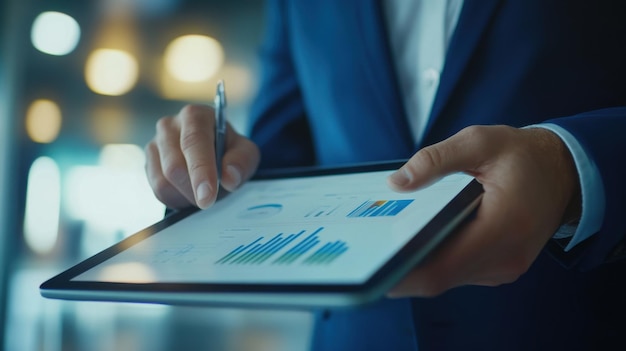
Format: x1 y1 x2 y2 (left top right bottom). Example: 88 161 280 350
41 161 483 308
46 82 488 308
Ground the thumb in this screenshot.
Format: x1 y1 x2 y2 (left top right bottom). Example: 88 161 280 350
388 126 490 191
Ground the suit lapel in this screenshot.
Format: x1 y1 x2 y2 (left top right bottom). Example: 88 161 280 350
352 0 502 150
355 0 414 148
424 0 503 138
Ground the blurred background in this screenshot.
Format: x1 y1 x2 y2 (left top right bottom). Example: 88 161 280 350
0 0 313 350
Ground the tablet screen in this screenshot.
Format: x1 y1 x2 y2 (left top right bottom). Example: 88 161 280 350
71 170 475 286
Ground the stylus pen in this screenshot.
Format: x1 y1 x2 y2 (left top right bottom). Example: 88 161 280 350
214 80 227 188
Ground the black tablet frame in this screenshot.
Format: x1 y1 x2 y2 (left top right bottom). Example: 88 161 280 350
40 160 483 306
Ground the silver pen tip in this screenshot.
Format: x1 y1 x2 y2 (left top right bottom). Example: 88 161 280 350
217 80 226 106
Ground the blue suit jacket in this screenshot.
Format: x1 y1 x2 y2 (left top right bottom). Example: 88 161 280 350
249 0 626 350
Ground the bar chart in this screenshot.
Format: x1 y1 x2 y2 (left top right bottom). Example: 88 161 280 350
215 227 348 266
302 240 348 265
347 199 413 217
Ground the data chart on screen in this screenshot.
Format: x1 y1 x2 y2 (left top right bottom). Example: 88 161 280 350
72 171 473 284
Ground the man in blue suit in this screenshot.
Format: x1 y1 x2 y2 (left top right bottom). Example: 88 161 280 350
145 0 626 349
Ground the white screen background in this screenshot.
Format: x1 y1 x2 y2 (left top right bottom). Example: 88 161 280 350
73 171 473 285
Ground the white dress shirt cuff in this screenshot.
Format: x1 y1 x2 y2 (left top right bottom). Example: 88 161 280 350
528 123 605 251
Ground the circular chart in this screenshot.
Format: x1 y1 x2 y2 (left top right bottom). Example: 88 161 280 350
237 203 283 219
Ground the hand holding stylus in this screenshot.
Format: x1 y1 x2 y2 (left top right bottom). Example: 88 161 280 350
144 81 260 209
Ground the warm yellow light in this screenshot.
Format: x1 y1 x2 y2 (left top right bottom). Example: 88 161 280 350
159 64 253 105
25 99 62 143
31 11 81 56
164 35 224 82
85 49 138 96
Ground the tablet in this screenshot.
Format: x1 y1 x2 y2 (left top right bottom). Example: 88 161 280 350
41 161 483 308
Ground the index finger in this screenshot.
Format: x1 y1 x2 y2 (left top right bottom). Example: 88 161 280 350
178 104 219 209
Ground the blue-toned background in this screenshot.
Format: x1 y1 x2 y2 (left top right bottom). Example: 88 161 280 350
0 0 313 350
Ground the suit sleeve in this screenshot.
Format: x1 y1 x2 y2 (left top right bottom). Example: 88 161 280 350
545 107 626 270
247 0 316 169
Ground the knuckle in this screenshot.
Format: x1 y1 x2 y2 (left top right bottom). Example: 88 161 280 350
459 125 488 145
179 104 211 122
180 129 206 153
187 159 211 175
461 124 515 149
178 107 212 153
459 125 486 138
414 146 443 170
155 116 174 134
144 141 156 158
145 139 159 154
457 125 499 156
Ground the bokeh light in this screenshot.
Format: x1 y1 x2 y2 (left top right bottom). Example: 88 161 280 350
164 35 224 82
24 157 61 255
31 11 81 56
85 49 139 96
64 144 165 256
99 262 156 283
99 143 146 169
25 99 62 144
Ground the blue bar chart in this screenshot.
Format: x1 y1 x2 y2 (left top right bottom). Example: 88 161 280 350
347 199 413 217
273 227 324 264
215 227 348 265
215 231 304 265
302 240 348 265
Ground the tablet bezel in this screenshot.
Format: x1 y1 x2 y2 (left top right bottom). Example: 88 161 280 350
40 160 483 308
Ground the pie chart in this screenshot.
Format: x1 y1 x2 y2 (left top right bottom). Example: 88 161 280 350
237 203 283 219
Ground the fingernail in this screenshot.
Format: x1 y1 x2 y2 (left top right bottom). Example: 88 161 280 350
196 182 212 208
226 165 242 188
389 168 412 187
